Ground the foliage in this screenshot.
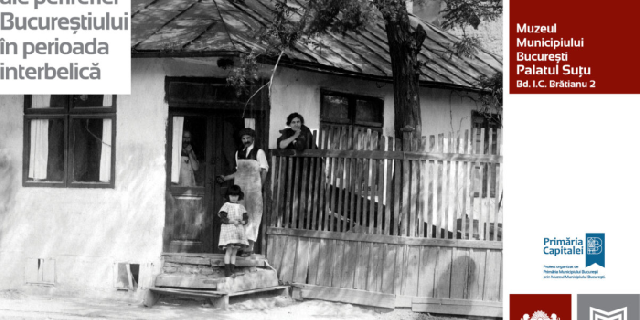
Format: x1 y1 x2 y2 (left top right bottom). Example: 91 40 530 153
226 52 259 96
441 0 502 59
256 0 375 52
440 0 502 30
477 71 502 114
453 34 481 58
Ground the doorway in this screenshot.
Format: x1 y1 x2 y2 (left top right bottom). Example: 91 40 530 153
165 112 255 253
162 77 269 254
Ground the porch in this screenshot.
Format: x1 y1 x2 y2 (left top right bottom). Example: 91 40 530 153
264 127 503 316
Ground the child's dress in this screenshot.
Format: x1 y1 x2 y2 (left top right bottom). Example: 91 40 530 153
218 202 249 249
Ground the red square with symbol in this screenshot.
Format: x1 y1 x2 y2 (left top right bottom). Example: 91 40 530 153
511 294 571 320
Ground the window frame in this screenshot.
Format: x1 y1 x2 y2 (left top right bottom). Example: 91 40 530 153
22 95 117 189
320 90 384 128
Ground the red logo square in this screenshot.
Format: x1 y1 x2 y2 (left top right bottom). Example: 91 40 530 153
511 294 572 320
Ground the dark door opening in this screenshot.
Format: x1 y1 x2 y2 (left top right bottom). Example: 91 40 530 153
164 111 266 254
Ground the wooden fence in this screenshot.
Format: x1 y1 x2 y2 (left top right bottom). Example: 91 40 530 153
264 128 502 316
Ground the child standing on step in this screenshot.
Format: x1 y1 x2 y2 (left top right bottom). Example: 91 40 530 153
218 185 249 277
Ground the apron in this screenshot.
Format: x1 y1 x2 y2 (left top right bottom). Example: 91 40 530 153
235 160 263 241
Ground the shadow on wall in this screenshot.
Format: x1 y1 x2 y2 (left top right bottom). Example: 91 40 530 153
436 254 478 302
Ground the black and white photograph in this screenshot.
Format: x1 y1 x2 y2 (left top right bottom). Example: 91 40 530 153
0 0 503 318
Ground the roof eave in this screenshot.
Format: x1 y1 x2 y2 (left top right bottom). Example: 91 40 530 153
129 50 486 92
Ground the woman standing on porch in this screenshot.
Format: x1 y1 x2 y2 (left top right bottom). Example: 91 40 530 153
277 113 316 150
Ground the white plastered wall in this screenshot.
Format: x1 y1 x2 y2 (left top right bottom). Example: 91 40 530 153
269 67 483 149
0 59 171 299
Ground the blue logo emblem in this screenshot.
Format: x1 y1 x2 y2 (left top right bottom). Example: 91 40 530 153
586 233 605 267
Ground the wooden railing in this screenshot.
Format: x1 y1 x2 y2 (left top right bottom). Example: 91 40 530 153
266 128 502 242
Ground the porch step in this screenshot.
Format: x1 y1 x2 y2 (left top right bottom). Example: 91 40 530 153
144 285 289 310
152 253 281 309
216 267 279 292
156 267 279 291
155 274 227 289
162 253 268 267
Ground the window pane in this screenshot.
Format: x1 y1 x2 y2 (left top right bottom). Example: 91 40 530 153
73 95 112 108
321 95 349 122
71 118 112 182
170 116 206 187
27 95 68 109
355 99 382 124
28 118 64 182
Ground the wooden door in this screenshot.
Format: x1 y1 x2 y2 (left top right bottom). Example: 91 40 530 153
164 114 211 253
164 112 246 253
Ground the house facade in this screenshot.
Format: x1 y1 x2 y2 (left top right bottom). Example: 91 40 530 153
0 0 502 304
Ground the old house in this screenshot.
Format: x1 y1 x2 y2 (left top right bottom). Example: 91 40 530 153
0 0 502 315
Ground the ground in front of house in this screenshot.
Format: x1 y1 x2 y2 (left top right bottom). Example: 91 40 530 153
0 290 473 320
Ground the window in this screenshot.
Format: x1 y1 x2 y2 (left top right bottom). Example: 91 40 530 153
23 95 116 188
471 111 501 198
320 91 384 148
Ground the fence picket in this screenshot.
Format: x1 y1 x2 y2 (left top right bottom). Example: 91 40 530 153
477 128 485 240
494 161 502 242
453 136 461 240
270 155 279 227
384 138 394 235
291 157 301 229
443 134 451 239
409 137 418 237
486 128 493 241
328 127 339 232
393 138 402 236
401 132 411 236
284 157 293 228
427 136 435 238
460 130 469 239
319 130 330 230
494 128 502 241
360 130 371 233
276 156 286 228
336 126 346 233
368 132 378 234
468 128 477 239
376 138 386 234
342 149 352 233
436 134 444 239
300 157 309 229
354 146 364 230
418 137 427 237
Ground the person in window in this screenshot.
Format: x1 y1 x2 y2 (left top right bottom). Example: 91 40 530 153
179 130 199 186
277 113 316 150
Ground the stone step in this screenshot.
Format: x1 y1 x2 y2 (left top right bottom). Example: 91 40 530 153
155 274 227 289
156 267 278 291
216 267 279 293
162 253 268 268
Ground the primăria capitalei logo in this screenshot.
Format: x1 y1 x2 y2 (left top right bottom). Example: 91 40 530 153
586 233 605 267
